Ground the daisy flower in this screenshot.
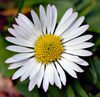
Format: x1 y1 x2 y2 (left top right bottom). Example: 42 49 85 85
5 4 94 92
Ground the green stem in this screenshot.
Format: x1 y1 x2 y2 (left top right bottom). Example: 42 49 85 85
4 0 25 35
16 0 25 16
89 58 97 84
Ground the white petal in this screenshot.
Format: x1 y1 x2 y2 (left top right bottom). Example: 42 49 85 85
61 16 85 36
7 45 34 53
20 63 34 81
28 59 41 91
54 8 73 35
8 58 33 69
52 63 61 89
6 37 34 47
29 61 41 79
19 13 38 36
39 5 46 34
65 49 92 56
28 78 36 91
36 65 44 88
46 4 52 34
15 18 37 40
68 16 85 31
55 12 78 36
28 64 44 91
64 42 94 50
31 10 42 35
8 63 22 70
8 61 25 69
29 62 41 80
19 13 35 30
12 66 26 80
12 24 36 42
47 63 54 85
62 25 89 42
5 53 34 63
63 35 93 45
43 65 49 92
8 28 19 38
15 16 37 37
62 53 89 66
12 58 33 80
58 8 73 26
58 59 77 78
50 5 57 34
55 61 66 85
12 24 27 39
61 58 84 72
43 63 54 85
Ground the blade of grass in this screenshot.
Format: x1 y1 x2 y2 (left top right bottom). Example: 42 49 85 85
79 0 95 17
4 0 25 35
95 93 100 97
9 0 25 26
89 58 97 84
66 84 76 97
72 80 88 97
16 0 25 16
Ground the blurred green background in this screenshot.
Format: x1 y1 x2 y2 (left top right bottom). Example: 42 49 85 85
0 0 100 97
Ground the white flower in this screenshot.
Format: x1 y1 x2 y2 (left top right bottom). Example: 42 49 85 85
5 4 94 92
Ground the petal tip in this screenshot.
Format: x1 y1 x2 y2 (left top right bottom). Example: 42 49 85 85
73 74 78 79
86 24 89 28
12 75 16 80
28 87 32 92
5 59 9 63
8 66 13 70
43 88 48 92
69 8 73 12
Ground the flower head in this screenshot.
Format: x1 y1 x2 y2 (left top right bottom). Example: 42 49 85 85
5 4 94 92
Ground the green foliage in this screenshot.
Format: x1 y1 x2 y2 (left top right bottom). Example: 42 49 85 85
72 80 88 97
17 0 25 16
66 84 75 97
16 81 40 97
93 57 100 89
0 35 16 77
78 0 95 17
48 86 67 97
86 0 100 33
95 93 100 97
89 58 97 84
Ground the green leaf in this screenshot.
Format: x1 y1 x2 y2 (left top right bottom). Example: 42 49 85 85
92 35 100 52
93 57 100 89
0 35 16 77
86 0 100 33
89 93 94 97
95 93 100 97
48 86 66 97
66 84 76 97
78 0 95 16
76 0 92 11
52 0 74 22
89 58 97 84
88 27 100 34
72 80 89 97
24 0 54 6
16 81 40 97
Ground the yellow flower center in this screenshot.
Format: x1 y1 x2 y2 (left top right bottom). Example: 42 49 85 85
34 34 64 64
